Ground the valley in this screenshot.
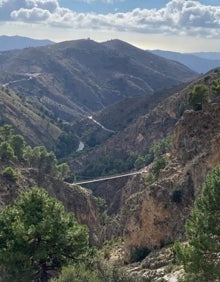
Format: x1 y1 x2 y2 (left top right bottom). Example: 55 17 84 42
0 37 220 281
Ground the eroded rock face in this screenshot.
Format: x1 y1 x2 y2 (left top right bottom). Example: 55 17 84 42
47 182 102 246
117 103 220 262
174 104 220 165
120 172 190 262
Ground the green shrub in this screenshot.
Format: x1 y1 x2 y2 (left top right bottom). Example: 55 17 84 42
188 84 209 111
51 264 101 282
145 173 156 185
151 157 167 179
2 166 18 182
0 141 16 161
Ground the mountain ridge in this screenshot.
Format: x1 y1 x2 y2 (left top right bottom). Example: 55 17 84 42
150 49 220 73
0 35 54 51
0 38 197 126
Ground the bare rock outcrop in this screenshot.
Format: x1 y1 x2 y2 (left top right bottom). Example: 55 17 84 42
116 103 220 261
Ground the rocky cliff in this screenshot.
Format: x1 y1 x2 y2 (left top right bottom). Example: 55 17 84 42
114 102 220 261
0 164 102 246
75 68 220 261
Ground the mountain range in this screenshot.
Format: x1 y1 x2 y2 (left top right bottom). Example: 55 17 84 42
150 49 220 73
0 35 53 51
1 36 220 279
0 38 196 149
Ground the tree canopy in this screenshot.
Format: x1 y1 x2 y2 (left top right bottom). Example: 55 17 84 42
174 164 220 281
188 84 209 111
0 187 89 282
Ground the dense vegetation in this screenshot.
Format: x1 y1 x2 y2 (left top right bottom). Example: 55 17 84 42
0 187 89 282
0 124 69 184
79 136 172 179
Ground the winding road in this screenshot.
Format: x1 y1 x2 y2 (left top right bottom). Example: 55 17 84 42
3 73 41 87
88 115 115 133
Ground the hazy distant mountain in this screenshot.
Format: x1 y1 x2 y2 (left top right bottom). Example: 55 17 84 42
0 35 54 51
150 50 220 73
192 52 220 60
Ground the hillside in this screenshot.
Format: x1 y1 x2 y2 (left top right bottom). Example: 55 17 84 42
70 69 220 178
0 39 197 125
0 86 61 150
0 126 101 247
70 68 220 264
0 42 220 280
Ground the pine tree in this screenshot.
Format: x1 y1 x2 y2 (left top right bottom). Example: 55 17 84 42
0 187 89 282
174 164 220 281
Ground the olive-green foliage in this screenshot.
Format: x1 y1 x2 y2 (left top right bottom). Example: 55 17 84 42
23 146 63 185
188 84 209 111
135 136 172 171
0 187 89 282
150 136 173 160
55 131 79 159
51 264 101 282
134 155 150 170
2 166 18 182
174 164 220 281
145 172 156 185
94 196 108 223
24 146 57 174
9 134 26 160
0 141 16 161
0 124 70 182
151 157 167 179
52 263 144 282
79 136 172 179
56 163 70 180
82 153 136 178
0 125 13 142
211 79 220 97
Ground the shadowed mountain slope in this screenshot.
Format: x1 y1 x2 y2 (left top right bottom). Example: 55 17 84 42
0 39 197 124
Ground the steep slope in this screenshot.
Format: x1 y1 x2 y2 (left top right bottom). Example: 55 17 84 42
74 69 220 262
120 102 220 261
103 39 196 84
0 86 61 149
0 128 101 246
72 82 188 148
70 69 219 177
0 39 197 123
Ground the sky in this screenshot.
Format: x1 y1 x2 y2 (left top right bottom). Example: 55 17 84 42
0 0 220 52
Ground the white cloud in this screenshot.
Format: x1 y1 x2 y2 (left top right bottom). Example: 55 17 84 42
0 0 220 39
11 7 50 22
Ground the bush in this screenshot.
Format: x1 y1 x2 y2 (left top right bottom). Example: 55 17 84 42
188 84 209 111
2 166 18 182
52 263 145 282
151 157 167 179
0 141 16 161
51 264 101 282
